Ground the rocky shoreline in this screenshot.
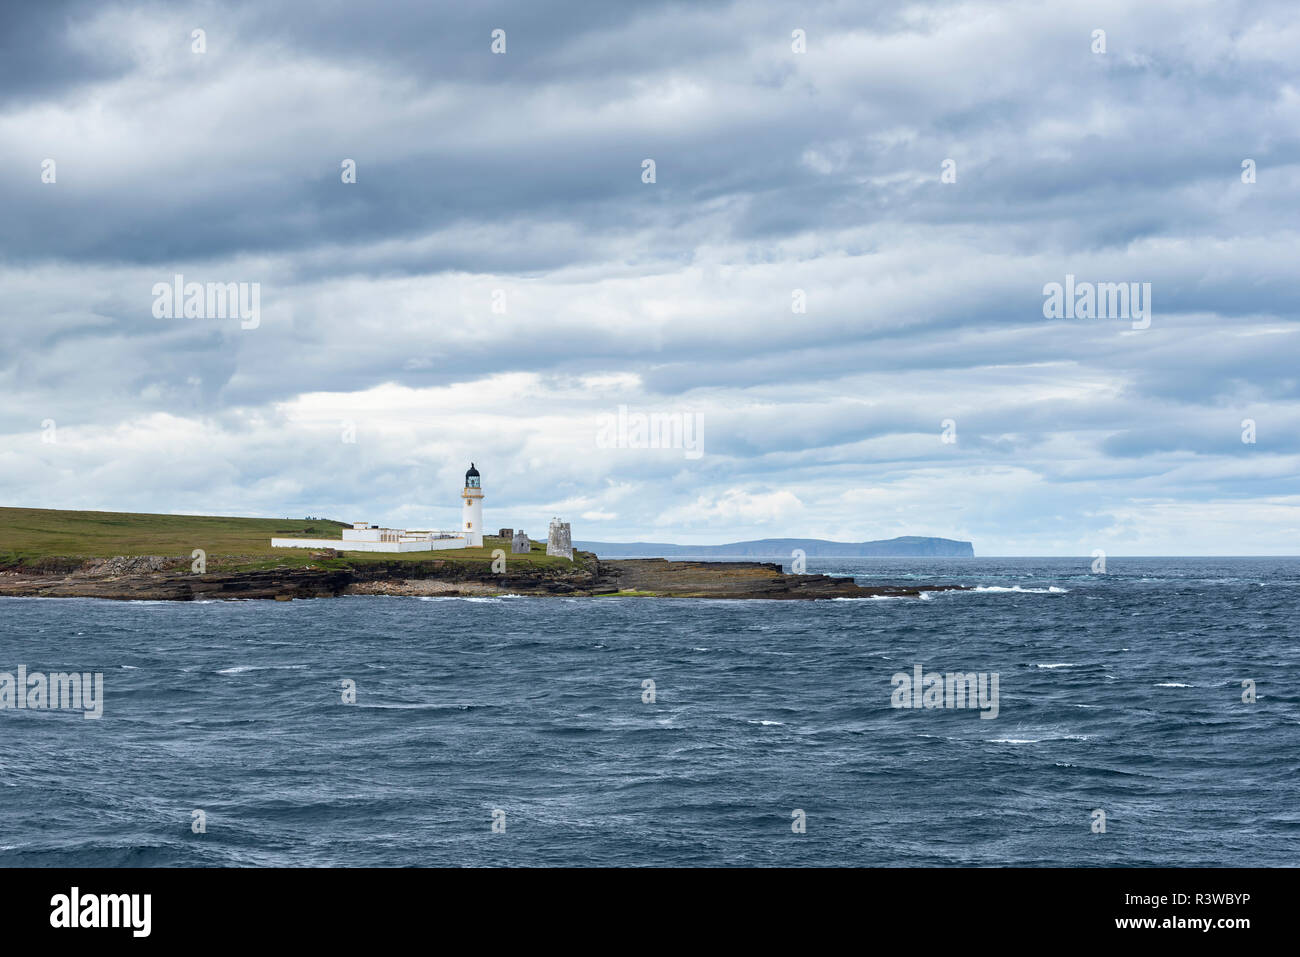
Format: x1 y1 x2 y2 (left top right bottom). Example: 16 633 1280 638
0 555 965 601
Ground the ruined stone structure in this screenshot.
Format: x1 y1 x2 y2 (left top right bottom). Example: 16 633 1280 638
511 530 531 554
497 528 514 539
546 517 573 560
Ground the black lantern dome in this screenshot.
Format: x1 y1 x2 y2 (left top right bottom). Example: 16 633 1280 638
465 463 481 488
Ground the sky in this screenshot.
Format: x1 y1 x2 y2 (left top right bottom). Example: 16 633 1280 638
2 0 1297 555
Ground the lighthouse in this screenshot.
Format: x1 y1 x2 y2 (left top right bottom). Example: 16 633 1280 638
462 462 484 547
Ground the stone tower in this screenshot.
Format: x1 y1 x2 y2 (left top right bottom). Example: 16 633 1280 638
546 517 573 560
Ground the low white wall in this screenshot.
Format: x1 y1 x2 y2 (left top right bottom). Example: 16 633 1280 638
270 537 469 552
424 538 472 551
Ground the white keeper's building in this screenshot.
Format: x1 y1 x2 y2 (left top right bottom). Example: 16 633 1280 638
271 463 487 553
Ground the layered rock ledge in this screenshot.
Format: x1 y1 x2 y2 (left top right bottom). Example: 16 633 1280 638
0 555 965 601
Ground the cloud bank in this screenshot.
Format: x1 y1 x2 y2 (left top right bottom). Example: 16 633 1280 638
3 0 1298 554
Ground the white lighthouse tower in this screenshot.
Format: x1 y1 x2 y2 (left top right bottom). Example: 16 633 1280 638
461 462 484 547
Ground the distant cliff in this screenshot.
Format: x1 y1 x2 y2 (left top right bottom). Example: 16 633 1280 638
575 536 975 558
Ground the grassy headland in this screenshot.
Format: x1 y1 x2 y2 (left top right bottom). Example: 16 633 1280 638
0 506 580 572
0 506 962 602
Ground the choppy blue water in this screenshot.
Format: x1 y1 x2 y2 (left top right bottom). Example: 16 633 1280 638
1 557 1297 867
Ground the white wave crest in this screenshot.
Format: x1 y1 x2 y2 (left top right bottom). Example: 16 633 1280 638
971 585 1069 594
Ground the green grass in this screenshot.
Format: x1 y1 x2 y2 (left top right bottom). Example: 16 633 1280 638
0 507 585 571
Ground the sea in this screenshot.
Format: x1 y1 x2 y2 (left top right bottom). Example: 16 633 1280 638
1 556 1296 867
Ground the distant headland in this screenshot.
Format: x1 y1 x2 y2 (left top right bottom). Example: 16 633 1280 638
576 536 975 558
